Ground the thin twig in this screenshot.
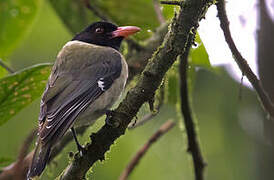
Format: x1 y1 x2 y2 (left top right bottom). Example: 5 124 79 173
153 0 165 24
119 120 175 180
179 33 206 180
160 1 182 6
216 0 274 117
83 0 110 21
0 58 14 73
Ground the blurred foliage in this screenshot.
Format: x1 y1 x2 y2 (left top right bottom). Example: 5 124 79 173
0 157 13 168
0 0 271 180
166 66 179 105
48 0 98 34
10 2 71 70
0 0 42 58
0 64 51 126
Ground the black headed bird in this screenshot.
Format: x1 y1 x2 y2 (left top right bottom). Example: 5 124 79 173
27 21 140 179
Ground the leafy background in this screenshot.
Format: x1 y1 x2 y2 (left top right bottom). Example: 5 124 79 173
0 0 272 179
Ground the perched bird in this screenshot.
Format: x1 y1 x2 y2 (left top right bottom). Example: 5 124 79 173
27 21 140 179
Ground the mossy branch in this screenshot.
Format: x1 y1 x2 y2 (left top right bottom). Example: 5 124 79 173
58 0 213 179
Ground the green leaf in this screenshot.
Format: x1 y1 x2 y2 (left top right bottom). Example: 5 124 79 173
49 0 174 40
0 157 13 167
189 35 211 69
0 0 42 58
0 63 52 126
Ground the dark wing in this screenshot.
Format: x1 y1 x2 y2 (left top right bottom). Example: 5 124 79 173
38 56 122 145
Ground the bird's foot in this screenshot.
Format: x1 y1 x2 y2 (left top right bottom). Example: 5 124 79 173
71 127 86 156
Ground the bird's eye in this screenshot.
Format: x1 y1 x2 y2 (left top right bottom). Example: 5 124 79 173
95 28 104 33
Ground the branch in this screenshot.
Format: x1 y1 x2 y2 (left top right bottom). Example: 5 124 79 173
0 58 14 73
119 120 175 180
216 0 274 118
153 0 165 24
59 0 213 179
179 33 206 180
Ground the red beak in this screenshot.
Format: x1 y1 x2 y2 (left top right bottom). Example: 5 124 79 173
112 26 141 38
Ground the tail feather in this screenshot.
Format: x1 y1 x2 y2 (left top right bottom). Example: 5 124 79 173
27 139 51 179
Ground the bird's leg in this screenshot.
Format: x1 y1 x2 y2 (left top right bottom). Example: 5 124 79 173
105 109 114 126
70 127 85 155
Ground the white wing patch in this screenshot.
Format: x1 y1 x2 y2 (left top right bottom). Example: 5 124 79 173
97 78 105 91
46 124 52 129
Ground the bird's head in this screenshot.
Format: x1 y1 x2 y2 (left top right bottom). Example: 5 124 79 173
72 21 141 51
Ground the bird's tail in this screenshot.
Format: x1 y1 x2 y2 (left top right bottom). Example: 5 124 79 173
27 139 52 179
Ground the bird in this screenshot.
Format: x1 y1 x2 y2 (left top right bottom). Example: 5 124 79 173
27 21 140 179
